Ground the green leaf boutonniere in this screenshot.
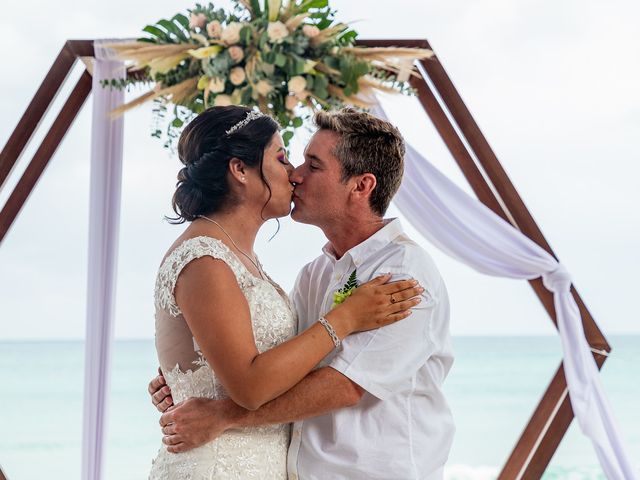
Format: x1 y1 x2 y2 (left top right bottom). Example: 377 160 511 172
332 269 358 308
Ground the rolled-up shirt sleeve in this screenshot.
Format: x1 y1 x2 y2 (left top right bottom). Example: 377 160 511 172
329 270 440 400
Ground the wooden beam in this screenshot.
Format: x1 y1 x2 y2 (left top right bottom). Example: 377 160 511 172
501 353 607 479
66 39 95 57
416 42 607 339
0 45 77 190
0 70 92 244
359 38 611 478
407 73 508 221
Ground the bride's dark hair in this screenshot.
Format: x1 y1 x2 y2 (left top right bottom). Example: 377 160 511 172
168 106 280 224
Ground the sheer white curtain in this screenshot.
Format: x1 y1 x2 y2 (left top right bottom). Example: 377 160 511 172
81 40 125 480
372 102 635 479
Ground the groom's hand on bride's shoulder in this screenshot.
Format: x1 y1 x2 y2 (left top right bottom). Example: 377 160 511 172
149 367 174 413
159 397 241 453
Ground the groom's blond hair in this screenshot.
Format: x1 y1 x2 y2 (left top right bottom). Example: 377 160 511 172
314 108 405 216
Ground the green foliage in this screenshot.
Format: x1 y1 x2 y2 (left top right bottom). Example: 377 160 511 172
332 269 358 307
108 0 417 149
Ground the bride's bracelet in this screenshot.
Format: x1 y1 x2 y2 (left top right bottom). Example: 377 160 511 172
318 316 341 348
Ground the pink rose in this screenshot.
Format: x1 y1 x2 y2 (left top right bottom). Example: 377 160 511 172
287 76 306 94
229 67 246 86
267 21 289 43
285 95 299 111
255 80 273 96
221 22 244 45
302 25 320 38
228 46 245 63
206 20 222 38
189 13 207 30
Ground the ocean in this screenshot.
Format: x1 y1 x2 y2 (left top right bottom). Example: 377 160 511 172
1 336 638 479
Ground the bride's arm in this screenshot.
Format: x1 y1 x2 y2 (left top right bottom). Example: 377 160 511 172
176 257 421 411
160 367 359 453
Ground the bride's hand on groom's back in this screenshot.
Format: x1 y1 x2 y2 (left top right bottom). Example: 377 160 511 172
149 367 173 413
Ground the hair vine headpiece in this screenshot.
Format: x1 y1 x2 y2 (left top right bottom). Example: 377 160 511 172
225 110 265 135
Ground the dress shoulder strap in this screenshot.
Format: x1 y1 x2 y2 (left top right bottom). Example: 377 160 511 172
154 236 256 317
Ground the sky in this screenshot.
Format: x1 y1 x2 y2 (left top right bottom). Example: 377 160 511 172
0 0 639 340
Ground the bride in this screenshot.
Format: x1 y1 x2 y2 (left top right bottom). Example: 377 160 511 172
149 105 421 479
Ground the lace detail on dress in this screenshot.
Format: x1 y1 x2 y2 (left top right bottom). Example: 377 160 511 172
150 235 296 480
154 236 256 317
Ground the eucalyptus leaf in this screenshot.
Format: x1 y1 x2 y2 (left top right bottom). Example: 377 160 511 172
275 53 288 67
282 130 294 146
240 26 252 44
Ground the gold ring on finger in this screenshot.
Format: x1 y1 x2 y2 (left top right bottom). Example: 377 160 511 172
390 294 396 304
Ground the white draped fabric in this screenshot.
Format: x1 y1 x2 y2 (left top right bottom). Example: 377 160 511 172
371 103 635 479
81 40 125 480
73 46 632 477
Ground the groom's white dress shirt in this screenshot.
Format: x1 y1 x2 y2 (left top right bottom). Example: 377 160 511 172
287 218 455 480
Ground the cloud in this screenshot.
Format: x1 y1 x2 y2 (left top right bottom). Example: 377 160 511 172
1 0 638 338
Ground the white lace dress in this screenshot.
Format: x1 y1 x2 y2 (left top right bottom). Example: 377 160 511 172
149 236 296 480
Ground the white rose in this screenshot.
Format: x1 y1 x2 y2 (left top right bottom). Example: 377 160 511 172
285 95 299 111
229 67 246 86
214 94 233 106
287 75 306 94
221 22 244 45
206 20 222 38
208 77 226 93
302 25 320 38
267 21 289 43
228 46 244 63
189 13 207 29
255 80 273 96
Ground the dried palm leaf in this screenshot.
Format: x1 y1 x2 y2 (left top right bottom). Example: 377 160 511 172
313 61 341 78
328 84 375 108
110 77 198 117
279 0 294 21
310 24 348 47
370 60 422 80
238 0 253 15
110 90 157 117
285 13 310 31
341 46 434 60
357 75 399 95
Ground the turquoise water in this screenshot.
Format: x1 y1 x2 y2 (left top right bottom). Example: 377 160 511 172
1 336 638 479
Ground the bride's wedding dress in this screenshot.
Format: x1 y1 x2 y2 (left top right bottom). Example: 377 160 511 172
149 236 296 479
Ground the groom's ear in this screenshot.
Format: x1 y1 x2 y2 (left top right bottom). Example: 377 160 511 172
351 173 377 199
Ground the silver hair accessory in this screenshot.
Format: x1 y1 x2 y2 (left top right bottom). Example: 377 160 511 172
225 110 264 135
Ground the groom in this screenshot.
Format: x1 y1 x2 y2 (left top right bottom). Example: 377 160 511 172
150 108 455 479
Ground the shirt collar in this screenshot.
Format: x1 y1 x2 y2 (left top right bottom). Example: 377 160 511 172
321 218 404 267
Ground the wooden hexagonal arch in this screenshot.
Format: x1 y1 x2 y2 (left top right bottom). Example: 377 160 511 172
0 39 611 479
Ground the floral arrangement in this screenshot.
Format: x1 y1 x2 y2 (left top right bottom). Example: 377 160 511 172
332 269 358 307
104 0 432 146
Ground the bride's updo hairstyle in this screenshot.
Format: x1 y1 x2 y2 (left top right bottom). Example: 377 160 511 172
169 106 280 224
